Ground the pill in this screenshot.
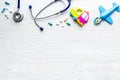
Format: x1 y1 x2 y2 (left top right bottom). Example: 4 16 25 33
64 18 68 22
66 22 71 26
5 1 10 5
48 22 53 26
1 8 6 13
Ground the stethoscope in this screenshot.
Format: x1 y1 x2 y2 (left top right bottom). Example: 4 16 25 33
13 0 24 22
29 0 71 31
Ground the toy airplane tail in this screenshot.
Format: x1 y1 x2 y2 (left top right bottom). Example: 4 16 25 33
113 2 120 12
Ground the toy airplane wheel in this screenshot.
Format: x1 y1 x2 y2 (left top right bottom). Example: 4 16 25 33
94 17 102 25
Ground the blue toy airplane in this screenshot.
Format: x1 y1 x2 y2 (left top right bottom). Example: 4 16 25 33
94 2 120 25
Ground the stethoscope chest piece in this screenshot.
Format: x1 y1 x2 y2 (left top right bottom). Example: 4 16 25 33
13 11 24 22
13 0 24 22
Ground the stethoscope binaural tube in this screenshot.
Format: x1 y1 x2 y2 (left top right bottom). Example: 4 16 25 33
29 5 44 31
29 0 71 31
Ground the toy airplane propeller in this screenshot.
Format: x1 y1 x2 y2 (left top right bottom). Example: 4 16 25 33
94 2 120 25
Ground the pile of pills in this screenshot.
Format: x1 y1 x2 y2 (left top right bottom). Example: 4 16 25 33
1 1 13 19
47 18 71 28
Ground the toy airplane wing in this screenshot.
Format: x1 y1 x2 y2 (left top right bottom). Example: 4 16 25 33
105 16 113 24
99 6 106 13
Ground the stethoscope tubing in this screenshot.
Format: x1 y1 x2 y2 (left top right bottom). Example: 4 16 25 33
17 0 20 9
29 0 71 31
35 0 66 20
60 0 71 13
30 0 71 20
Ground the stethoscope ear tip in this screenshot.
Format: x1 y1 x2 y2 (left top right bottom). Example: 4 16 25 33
39 27 44 31
29 5 32 9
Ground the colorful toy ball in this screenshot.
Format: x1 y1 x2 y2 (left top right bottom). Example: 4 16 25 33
70 7 89 26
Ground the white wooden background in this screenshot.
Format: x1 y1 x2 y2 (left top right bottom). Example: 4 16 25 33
0 0 120 80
